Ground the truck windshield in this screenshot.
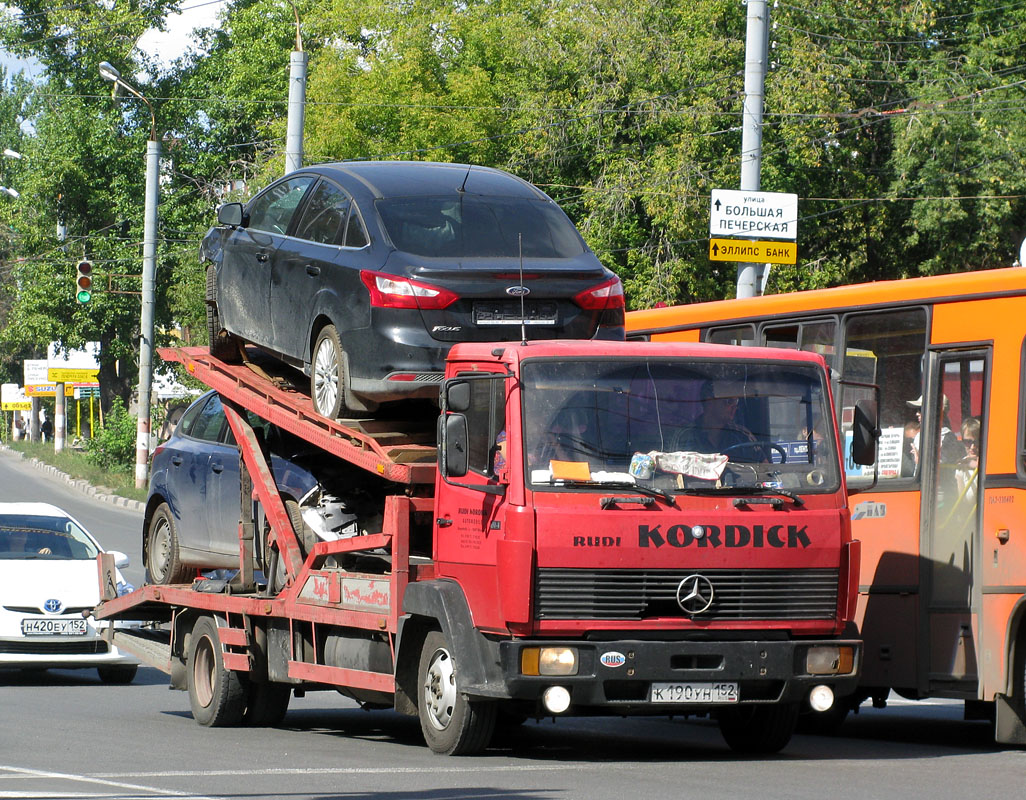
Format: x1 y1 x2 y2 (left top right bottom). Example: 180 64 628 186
521 358 840 494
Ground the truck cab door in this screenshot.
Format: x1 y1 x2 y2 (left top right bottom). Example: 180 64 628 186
434 371 509 571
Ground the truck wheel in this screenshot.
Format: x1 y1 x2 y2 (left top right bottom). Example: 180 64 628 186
312 325 356 419
206 265 241 363
97 665 138 685
718 702 800 754
188 617 246 727
147 504 191 585
417 630 497 755
244 681 291 726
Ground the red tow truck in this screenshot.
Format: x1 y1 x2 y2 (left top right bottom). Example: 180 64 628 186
92 339 874 754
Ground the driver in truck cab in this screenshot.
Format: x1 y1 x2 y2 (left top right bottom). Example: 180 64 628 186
670 379 761 459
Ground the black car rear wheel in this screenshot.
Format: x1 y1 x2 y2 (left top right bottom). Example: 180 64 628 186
312 325 357 419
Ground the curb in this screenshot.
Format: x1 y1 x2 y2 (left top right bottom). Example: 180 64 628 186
0 443 146 513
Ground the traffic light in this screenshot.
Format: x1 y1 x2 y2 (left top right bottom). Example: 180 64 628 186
76 260 92 304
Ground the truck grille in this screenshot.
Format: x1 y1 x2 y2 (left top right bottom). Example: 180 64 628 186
535 568 839 621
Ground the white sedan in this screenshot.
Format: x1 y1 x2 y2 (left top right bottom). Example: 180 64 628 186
0 502 139 683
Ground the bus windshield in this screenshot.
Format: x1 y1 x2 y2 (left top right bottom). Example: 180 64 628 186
522 358 840 494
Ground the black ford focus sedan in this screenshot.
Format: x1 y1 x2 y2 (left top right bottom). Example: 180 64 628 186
200 161 625 418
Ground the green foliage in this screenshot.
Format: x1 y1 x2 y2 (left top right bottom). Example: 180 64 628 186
83 397 136 473
1 0 1025 400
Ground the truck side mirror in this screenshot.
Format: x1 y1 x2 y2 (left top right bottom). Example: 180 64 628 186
850 398 879 467
440 413 469 477
217 202 245 228
445 381 471 413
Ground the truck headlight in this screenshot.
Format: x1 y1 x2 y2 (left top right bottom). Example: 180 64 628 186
806 645 856 675
521 647 579 676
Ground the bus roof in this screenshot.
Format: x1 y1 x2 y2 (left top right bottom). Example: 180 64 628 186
627 267 1026 335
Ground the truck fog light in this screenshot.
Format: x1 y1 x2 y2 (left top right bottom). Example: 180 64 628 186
522 647 578 676
543 685 571 714
808 684 834 712
806 645 855 675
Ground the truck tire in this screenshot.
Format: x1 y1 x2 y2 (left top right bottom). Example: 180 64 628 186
417 630 497 755
188 616 246 727
146 503 191 585
206 265 241 363
97 665 138 685
244 681 291 726
312 325 356 419
717 702 800 754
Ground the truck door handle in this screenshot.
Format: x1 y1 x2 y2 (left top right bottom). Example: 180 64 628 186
211 463 224 474
305 264 320 276
256 252 269 263
171 456 182 467
437 518 453 528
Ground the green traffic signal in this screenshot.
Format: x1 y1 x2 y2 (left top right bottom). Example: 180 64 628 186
76 260 92 304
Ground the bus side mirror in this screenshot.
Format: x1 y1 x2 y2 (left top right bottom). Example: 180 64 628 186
850 398 879 467
439 413 469 478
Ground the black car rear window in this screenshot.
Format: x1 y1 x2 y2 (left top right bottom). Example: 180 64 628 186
376 196 586 259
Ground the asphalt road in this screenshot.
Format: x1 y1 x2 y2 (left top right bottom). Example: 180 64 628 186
1 448 1023 799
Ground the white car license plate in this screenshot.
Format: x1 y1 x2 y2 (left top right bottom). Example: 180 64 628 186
21 618 89 636
650 682 739 704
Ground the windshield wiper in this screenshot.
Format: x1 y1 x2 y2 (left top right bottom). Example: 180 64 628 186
546 478 674 505
676 484 804 506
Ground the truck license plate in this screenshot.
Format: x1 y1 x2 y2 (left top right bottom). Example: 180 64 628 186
21 618 89 636
649 682 739 704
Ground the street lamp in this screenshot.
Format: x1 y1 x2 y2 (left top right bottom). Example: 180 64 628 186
99 60 160 489
0 186 18 198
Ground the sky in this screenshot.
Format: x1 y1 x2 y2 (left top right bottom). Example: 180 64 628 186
0 1 227 79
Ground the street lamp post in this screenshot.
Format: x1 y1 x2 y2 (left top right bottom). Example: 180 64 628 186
99 61 160 489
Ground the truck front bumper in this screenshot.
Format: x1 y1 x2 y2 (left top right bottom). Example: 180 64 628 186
498 637 861 712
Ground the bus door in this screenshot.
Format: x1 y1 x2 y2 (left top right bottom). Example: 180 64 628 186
920 349 988 694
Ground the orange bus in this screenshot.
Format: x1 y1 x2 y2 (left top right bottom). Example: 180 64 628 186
627 267 1026 742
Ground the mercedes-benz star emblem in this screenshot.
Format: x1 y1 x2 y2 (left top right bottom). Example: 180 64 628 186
43 598 63 614
676 574 714 615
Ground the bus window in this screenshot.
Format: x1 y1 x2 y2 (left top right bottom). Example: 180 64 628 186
764 319 837 368
706 325 756 346
841 308 928 483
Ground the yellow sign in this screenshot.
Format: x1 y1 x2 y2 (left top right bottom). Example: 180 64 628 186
709 238 797 265
48 367 100 383
2 400 31 411
25 384 75 397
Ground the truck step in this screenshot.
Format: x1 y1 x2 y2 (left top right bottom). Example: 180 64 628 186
112 627 173 674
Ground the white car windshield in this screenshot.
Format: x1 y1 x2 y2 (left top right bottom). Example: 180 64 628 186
0 514 101 560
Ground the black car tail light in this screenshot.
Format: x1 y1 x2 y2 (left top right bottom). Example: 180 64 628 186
573 276 625 310
360 270 460 310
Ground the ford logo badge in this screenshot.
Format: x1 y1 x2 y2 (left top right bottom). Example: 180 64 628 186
505 285 530 297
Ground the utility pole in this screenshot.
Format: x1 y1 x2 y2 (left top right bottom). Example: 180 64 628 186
735 0 770 299
284 3 306 174
99 62 161 489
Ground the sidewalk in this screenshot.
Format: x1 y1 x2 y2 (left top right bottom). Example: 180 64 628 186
0 442 145 512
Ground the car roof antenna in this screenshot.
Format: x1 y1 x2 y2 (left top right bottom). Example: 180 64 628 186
519 233 527 346
458 166 471 194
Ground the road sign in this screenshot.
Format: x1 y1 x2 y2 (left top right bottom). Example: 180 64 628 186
710 189 798 241
49 367 100 383
709 238 797 265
